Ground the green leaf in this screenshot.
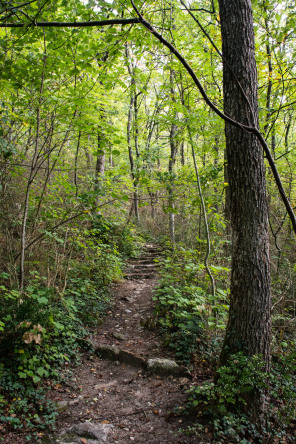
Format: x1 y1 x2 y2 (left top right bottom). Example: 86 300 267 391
37 296 48 304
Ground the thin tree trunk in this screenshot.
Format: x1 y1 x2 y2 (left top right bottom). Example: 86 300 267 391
20 47 47 292
74 131 81 197
168 67 178 246
127 92 139 223
168 130 177 246
125 43 140 224
94 131 106 210
188 128 215 298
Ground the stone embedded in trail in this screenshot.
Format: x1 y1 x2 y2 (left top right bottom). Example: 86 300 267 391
95 345 189 377
124 273 157 280
120 296 134 302
94 380 117 390
118 349 146 367
146 358 188 377
55 396 82 412
73 422 113 441
95 344 146 368
56 421 114 443
96 344 121 360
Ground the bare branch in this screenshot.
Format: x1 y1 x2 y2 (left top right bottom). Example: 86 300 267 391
0 18 139 27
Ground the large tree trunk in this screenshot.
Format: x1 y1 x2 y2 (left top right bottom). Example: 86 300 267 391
218 0 271 368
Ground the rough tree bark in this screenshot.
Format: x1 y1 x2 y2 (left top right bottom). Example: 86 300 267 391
218 0 271 368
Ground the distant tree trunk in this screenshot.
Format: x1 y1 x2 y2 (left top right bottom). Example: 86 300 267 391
147 187 156 219
85 136 91 169
127 92 139 223
94 131 105 210
74 131 81 197
20 52 47 291
213 136 219 213
168 121 177 246
180 141 185 166
125 43 140 224
168 68 178 246
218 0 271 372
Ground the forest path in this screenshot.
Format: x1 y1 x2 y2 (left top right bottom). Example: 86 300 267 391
43 245 200 444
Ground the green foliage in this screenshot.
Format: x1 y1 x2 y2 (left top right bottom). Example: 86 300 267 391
91 216 142 259
0 215 141 435
0 367 57 433
186 351 296 442
187 354 267 415
0 0 295 440
0 277 84 433
153 245 229 364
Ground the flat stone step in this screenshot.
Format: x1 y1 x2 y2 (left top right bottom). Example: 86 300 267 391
129 258 161 264
129 264 159 270
143 251 162 255
143 244 161 251
124 273 157 280
95 344 146 368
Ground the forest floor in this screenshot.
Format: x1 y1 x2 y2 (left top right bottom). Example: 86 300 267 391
10 245 212 443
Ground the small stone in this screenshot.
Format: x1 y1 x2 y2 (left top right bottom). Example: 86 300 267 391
73 422 113 441
94 381 117 390
146 358 187 377
179 377 189 384
121 296 134 302
55 400 69 411
113 332 126 340
68 396 83 406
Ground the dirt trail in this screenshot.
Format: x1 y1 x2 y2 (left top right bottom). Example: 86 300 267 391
42 245 202 443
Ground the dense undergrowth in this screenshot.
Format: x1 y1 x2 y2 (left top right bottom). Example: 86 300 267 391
153 242 230 366
153 240 296 443
0 216 142 440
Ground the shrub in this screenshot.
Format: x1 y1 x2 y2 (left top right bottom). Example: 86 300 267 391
186 351 296 443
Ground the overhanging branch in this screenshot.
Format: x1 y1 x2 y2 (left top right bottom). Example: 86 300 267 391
0 18 139 27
